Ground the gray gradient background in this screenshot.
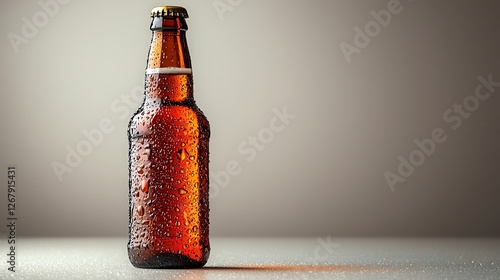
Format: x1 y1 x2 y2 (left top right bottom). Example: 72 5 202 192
0 0 499 237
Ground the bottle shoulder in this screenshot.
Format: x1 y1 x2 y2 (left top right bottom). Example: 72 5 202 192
129 103 209 138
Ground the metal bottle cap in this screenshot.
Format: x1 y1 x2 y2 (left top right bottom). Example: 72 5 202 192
151 6 189 18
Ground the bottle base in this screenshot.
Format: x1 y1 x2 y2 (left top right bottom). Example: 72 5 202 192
128 248 207 269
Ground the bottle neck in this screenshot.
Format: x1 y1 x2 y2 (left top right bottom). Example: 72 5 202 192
145 17 193 104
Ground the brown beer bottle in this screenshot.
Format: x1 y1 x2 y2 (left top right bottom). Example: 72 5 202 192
128 6 210 268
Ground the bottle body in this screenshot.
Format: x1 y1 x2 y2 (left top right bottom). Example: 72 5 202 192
128 7 210 268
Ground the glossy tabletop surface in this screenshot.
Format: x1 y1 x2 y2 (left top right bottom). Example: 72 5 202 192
1 237 499 279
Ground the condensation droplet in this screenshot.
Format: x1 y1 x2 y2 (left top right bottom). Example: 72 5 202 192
177 148 188 161
137 206 144 216
183 211 189 226
141 180 149 193
178 188 188 195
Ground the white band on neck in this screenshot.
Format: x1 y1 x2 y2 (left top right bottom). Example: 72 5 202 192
146 67 192 75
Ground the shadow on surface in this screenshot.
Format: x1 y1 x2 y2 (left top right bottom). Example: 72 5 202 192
204 265 397 272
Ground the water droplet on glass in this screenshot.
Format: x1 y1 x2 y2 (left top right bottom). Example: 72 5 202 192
141 180 149 193
183 211 189 226
137 206 144 216
177 148 188 161
178 188 188 195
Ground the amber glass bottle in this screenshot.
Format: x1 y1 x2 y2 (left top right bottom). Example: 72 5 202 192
128 6 210 268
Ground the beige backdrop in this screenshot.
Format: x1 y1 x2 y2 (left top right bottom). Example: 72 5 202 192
0 0 499 237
